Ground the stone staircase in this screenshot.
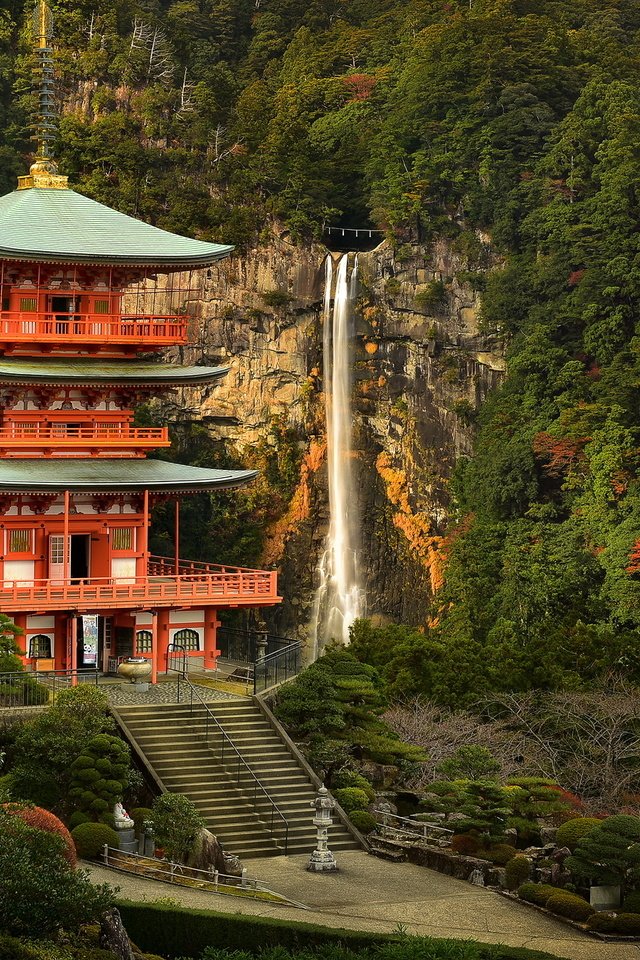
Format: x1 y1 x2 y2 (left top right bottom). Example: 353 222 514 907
114 698 361 859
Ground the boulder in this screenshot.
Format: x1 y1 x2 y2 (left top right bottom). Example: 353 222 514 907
100 907 135 960
540 826 558 844
187 828 226 874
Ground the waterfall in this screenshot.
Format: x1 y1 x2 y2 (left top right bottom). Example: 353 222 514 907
311 253 363 656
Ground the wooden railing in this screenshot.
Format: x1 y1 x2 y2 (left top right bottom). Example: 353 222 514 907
0 312 188 345
0 557 280 612
0 424 170 451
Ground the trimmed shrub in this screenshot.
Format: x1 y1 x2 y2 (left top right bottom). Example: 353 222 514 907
555 817 602 851
587 912 640 934
68 735 130 822
71 822 120 859
68 811 91 830
333 787 370 814
450 832 481 857
505 856 531 890
331 769 375 801
545 892 594 922
567 814 640 886
517 883 559 906
622 890 640 914
117 901 559 959
3 804 76 867
129 806 153 832
483 843 518 866
349 810 377 834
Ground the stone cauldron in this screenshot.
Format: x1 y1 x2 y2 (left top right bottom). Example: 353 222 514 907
117 657 152 683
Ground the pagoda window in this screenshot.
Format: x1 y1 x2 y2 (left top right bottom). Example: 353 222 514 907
19 297 37 312
112 527 134 551
94 299 110 314
7 529 34 554
136 630 152 654
173 628 200 651
29 634 52 659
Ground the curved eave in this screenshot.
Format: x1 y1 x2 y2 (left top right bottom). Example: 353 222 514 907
0 461 257 494
0 247 233 268
0 363 230 388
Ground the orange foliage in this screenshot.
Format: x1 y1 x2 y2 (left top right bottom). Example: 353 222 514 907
532 432 589 477
567 269 585 287
342 73 377 101
3 803 77 867
626 540 640 575
375 452 443 593
262 439 325 566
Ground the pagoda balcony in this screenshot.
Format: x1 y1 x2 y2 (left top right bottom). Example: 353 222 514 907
0 424 170 456
0 555 280 612
0 312 188 349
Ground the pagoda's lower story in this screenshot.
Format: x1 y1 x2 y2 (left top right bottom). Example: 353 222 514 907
0 453 279 680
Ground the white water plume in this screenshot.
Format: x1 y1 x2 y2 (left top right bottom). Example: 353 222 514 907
311 253 363 657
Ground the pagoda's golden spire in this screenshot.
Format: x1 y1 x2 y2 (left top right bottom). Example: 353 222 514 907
17 0 68 189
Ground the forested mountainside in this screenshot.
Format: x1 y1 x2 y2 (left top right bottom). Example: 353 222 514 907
1 0 640 697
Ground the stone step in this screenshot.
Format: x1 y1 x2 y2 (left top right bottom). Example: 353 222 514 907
114 699 362 859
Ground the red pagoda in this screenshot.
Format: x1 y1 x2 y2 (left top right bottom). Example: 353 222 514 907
0 8 280 680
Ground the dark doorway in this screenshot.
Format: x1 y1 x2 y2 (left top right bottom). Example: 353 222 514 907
70 534 90 581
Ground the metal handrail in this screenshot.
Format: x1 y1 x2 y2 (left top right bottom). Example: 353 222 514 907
0 667 100 707
102 845 264 891
179 675 290 855
253 640 302 694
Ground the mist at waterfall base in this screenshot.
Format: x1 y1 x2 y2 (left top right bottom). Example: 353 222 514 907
311 254 364 657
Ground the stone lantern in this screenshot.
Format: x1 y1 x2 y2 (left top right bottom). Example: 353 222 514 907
307 784 338 872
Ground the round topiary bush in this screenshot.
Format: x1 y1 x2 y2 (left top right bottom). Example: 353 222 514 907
517 882 559 906
333 787 370 814
129 806 153 832
450 832 481 857
67 734 131 823
587 912 640 934
3 803 76 867
67 811 90 831
555 817 602 851
349 810 377 834
545 891 594 922
483 843 518 866
71 821 120 858
331 770 375 801
504 855 531 890
622 891 640 914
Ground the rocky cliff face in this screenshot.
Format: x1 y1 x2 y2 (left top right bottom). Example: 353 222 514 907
168 230 504 646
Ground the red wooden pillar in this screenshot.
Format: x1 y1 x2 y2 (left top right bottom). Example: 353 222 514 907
13 613 27 663
157 608 170 674
63 490 70 582
150 610 158 684
203 608 219 671
174 498 179 575
140 489 149 578
54 613 66 669
70 616 78 685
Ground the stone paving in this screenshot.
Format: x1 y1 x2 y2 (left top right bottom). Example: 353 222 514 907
87 851 640 960
104 679 241 706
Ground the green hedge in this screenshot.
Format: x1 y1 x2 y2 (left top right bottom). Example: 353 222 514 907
117 901 559 959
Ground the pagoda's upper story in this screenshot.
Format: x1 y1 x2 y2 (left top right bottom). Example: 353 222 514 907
0 186 232 268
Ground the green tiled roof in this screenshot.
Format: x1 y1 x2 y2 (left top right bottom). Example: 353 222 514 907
0 459 256 493
0 188 233 267
0 359 228 386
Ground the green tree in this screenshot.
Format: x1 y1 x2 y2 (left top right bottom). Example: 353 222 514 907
0 809 113 937
151 793 204 863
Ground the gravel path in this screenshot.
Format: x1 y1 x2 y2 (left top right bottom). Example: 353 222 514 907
86 851 640 960
105 681 240 706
